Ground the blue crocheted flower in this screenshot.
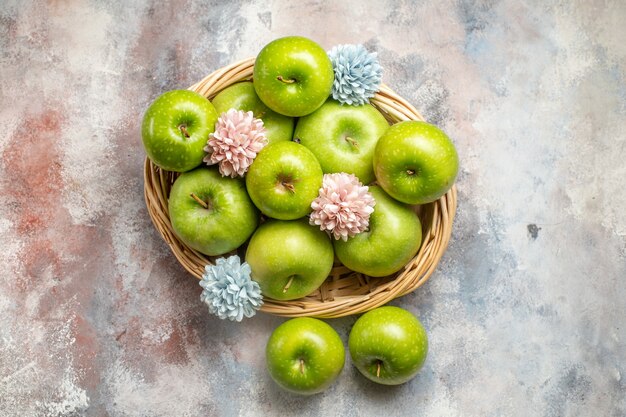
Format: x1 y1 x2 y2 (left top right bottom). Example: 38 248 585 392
200 255 263 321
328 44 383 105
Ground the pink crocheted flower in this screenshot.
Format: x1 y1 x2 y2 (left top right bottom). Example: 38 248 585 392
204 109 268 177
310 173 376 241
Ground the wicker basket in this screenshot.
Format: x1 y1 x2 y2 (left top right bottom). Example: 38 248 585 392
143 57 457 318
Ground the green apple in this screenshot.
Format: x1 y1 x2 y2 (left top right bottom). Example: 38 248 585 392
142 90 218 172
253 36 334 117
168 167 258 256
294 100 389 184
334 186 421 277
266 317 345 394
245 219 333 300
211 81 294 144
246 141 323 220
349 306 428 385
373 121 458 204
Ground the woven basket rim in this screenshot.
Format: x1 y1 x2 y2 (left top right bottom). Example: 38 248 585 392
143 57 457 318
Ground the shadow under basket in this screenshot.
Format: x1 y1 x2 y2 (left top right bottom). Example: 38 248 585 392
143 57 457 318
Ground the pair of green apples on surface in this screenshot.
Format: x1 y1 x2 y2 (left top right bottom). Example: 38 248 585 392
266 306 429 394
142 36 458 301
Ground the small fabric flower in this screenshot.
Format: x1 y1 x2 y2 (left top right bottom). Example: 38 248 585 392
200 255 263 321
310 173 376 241
328 44 382 105
204 109 268 177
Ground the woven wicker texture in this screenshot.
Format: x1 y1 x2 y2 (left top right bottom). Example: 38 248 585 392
143 57 457 318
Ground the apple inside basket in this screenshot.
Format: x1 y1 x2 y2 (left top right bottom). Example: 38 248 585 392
143 57 457 318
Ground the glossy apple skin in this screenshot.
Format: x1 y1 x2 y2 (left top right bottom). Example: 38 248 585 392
373 120 458 204
349 306 428 385
295 100 389 184
253 36 334 117
211 81 294 144
245 219 334 301
142 90 218 172
334 186 421 277
266 317 345 395
168 167 258 256
246 141 323 220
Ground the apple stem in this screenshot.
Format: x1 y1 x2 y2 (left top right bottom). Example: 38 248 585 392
277 75 296 84
179 124 191 138
283 276 295 293
282 182 296 194
190 193 209 209
406 169 416 176
299 358 305 374
255 111 266 119
345 136 359 149
376 361 381 378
